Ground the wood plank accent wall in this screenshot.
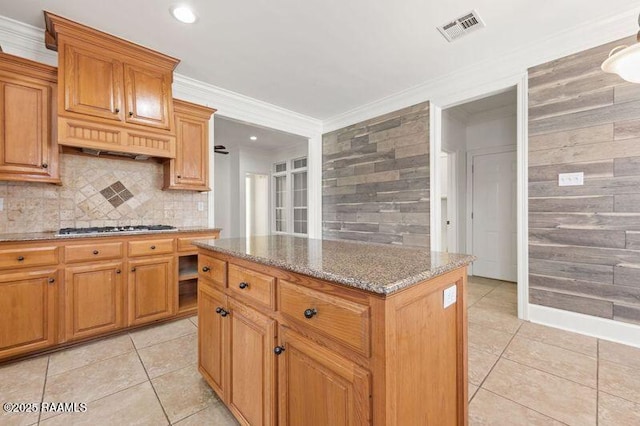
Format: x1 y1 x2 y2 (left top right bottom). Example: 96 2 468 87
322 102 430 246
528 35 640 325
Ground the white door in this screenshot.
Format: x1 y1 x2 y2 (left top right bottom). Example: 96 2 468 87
471 150 517 281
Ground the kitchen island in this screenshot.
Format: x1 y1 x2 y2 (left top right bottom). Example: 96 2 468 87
194 236 474 426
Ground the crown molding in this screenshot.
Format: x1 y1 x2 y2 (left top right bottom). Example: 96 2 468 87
323 7 640 132
0 14 322 139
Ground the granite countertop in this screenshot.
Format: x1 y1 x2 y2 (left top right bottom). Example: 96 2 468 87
194 235 475 295
0 227 222 242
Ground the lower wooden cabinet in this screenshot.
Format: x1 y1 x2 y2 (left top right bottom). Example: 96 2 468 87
128 255 175 325
65 261 124 340
198 284 226 396
0 269 58 359
277 327 371 426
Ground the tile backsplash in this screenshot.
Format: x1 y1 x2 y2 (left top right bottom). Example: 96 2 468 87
0 154 208 233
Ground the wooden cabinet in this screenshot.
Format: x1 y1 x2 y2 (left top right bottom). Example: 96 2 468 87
164 99 215 191
128 255 175 325
0 269 58 359
65 261 124 340
0 52 60 184
278 327 371 426
226 298 277 426
198 250 469 426
198 284 227 396
45 12 179 159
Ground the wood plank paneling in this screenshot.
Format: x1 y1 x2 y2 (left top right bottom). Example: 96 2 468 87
529 36 640 324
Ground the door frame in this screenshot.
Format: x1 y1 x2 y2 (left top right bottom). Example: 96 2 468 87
465 146 517 278
430 72 529 320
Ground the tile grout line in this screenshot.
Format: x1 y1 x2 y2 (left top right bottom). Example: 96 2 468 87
498 356 598 391
128 333 172 426
480 388 571 426
36 356 50 425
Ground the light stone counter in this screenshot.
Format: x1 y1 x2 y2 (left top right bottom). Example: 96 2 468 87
194 235 475 295
0 227 222 242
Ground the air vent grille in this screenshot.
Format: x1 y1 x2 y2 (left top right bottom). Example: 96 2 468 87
437 10 485 42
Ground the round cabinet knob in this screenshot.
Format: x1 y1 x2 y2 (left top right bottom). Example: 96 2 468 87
115 108 120 113
219 309 229 317
273 346 285 355
202 266 210 272
131 267 136 272
42 163 48 169
177 175 182 179
150 245 156 250
238 282 249 289
93 250 99 255
116 269 121 274
129 111 134 117
48 278 55 284
303 308 318 319
17 256 25 262
215 307 222 314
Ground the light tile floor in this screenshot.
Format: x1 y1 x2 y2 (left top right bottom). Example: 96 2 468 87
467 276 640 426
1 278 639 425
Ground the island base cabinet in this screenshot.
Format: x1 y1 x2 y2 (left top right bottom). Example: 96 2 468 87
0 269 58 359
64 262 124 340
198 283 226 397
277 327 371 426
226 299 277 426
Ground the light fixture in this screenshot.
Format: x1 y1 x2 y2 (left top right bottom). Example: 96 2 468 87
602 14 640 83
170 5 197 24
250 136 257 141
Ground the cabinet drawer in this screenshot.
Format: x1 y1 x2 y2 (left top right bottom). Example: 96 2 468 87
278 280 370 356
65 242 123 264
228 264 275 309
198 254 227 288
128 239 174 257
178 234 218 252
0 246 58 270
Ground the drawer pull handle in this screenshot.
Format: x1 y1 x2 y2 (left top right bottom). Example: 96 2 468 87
215 307 228 317
93 250 99 255
202 266 210 272
303 308 318 319
17 256 25 262
48 278 55 284
150 245 156 250
238 282 249 289
274 346 285 355
131 267 136 272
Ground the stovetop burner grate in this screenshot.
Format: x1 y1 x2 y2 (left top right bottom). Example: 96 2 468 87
57 225 177 235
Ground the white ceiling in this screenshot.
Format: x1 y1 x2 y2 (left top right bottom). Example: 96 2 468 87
214 116 308 151
0 1 638 120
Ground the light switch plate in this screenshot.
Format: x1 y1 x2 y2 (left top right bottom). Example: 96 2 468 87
558 172 584 186
443 285 457 308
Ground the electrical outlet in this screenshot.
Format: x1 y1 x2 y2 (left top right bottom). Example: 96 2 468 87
197 202 205 212
443 285 457 308
558 172 584 186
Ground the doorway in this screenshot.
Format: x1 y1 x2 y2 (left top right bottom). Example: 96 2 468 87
245 173 269 236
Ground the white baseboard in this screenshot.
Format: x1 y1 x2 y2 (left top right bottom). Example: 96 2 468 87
528 304 640 349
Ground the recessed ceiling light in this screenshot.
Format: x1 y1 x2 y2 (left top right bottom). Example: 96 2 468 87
171 5 197 24
250 136 257 141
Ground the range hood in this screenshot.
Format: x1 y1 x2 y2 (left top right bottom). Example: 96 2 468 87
81 148 150 161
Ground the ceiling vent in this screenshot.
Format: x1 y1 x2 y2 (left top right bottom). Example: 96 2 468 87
437 10 485 42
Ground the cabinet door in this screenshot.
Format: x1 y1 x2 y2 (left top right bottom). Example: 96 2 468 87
128 255 175 325
198 284 227 397
174 112 208 188
124 64 172 130
227 298 277 426
278 327 371 426
65 262 124 340
63 44 123 121
0 79 56 179
0 269 57 359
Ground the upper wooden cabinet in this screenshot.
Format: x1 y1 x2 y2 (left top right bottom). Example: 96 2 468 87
44 12 179 159
164 99 215 191
0 52 60 184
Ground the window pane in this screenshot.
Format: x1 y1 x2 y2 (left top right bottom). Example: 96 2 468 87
293 157 307 169
275 162 287 173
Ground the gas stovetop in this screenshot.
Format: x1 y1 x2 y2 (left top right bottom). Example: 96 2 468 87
57 225 178 236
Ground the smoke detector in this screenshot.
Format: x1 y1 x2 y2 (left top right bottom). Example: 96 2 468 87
437 10 485 42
